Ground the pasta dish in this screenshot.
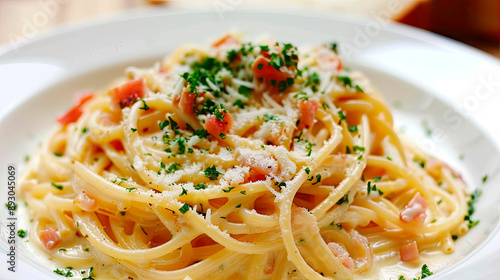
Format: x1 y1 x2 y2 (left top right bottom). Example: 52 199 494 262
20 33 478 280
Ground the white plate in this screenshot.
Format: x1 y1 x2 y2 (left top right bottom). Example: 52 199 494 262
1 7 500 280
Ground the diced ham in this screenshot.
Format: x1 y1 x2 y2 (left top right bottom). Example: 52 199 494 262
328 242 355 272
110 79 144 108
400 241 419 262
39 228 62 250
204 110 233 140
400 193 427 224
57 92 94 125
297 100 319 130
74 191 98 211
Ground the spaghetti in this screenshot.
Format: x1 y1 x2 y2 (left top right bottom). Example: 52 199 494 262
20 33 473 280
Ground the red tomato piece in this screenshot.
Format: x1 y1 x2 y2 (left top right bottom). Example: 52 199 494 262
110 79 144 108
56 92 94 125
204 110 233 140
252 56 293 82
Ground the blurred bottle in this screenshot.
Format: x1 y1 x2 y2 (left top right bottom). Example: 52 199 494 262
398 0 500 42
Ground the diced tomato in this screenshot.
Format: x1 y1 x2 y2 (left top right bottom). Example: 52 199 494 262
400 241 419 262
328 242 355 272
74 191 98 211
400 193 427 225
204 110 233 140
109 139 125 152
212 34 239 48
110 79 144 108
252 56 293 82
57 92 94 125
39 228 62 250
179 90 196 115
260 50 271 59
297 100 319 130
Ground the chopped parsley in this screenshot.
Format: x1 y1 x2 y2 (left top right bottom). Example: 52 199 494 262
222 186 235 193
305 167 311 174
240 191 247 195
166 163 180 174
367 181 383 196
51 182 63 190
139 99 150 110
168 116 180 133
420 264 433 278
311 174 322 185
293 91 309 101
336 194 349 204
159 120 169 130
233 99 245 109
263 114 278 122
330 42 338 54
348 125 358 132
260 45 270 52
269 52 284 70
238 85 252 98
305 72 320 92
17 229 27 238
53 267 74 277
352 146 365 153
82 267 95 280
464 189 481 229
130 128 137 132
125 187 137 192
421 119 432 136
412 157 426 168
54 152 63 157
81 127 88 134
337 111 347 121
194 183 207 190
337 76 353 88
482 175 488 183
204 165 222 180
179 203 190 214
305 140 316 157
6 203 17 211
194 128 209 138
179 187 188 196
227 49 238 62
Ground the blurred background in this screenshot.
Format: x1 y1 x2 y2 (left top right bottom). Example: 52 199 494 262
0 0 498 58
